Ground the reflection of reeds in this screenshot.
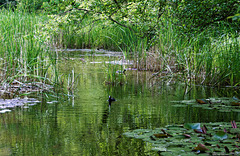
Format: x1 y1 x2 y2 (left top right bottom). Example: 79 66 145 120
0 9 59 96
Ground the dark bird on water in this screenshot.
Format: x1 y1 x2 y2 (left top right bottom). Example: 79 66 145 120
108 96 116 105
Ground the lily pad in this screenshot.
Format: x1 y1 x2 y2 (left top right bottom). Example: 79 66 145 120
192 143 209 152
184 123 201 130
124 122 240 155
230 128 240 134
169 97 240 113
172 104 188 107
196 99 208 104
213 131 228 140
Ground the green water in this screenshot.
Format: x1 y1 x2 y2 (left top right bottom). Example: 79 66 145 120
0 50 239 155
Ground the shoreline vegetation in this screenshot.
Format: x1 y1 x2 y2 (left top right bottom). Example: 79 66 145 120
0 9 59 97
0 0 239 95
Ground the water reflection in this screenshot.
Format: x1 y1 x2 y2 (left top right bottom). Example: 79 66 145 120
0 50 239 155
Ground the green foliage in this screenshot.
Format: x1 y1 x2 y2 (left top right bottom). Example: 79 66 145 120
41 0 76 14
172 0 240 32
228 5 240 22
0 0 17 8
41 0 167 46
0 9 59 85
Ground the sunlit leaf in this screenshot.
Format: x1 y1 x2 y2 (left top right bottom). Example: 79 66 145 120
213 131 227 140
184 123 201 130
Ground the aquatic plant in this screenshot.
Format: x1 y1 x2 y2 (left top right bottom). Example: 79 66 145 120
124 121 240 155
0 9 60 96
171 97 240 113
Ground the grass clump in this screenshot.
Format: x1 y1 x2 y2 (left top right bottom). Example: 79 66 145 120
154 23 240 86
0 9 59 97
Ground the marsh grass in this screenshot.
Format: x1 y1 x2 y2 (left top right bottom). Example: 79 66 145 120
134 18 239 86
0 9 59 96
44 14 239 86
174 31 239 86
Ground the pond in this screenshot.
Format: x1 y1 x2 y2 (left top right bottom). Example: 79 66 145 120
0 49 239 155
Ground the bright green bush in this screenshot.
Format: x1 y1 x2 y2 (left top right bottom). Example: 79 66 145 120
172 0 239 32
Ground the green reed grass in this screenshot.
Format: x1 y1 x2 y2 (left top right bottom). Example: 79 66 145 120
44 13 239 86
0 9 59 87
156 21 240 86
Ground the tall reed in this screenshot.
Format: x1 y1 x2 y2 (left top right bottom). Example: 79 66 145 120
156 21 240 86
0 9 58 86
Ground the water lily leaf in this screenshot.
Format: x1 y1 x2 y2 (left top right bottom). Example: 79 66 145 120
151 146 167 152
184 123 201 130
208 98 222 103
196 99 208 104
170 100 182 103
231 109 240 113
132 129 151 133
213 131 228 140
203 107 214 110
182 100 196 103
192 105 204 108
194 129 203 133
233 96 240 101
172 104 188 107
192 143 209 152
166 125 185 130
231 102 240 106
124 121 240 155
230 128 240 134
153 133 168 138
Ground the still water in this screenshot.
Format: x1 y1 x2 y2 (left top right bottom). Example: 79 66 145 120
0 50 239 155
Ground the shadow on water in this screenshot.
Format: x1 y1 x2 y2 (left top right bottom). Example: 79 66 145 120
0 49 239 155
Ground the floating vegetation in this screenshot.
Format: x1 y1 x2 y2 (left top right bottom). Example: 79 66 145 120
171 97 240 113
0 80 54 98
0 97 40 113
123 122 240 155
